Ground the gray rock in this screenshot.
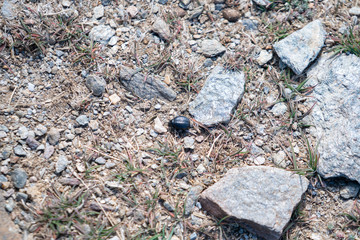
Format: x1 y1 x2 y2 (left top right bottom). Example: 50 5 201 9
16 192 28 202
272 151 287 168
188 6 203 20
190 232 197 240
340 182 360 199
2 146 12 159
76 115 89 127
56 155 69 174
14 145 27 157
274 20 326 75
1 0 17 20
200 166 309 240
11 169 28 189
152 18 171 41
108 36 118 46
242 19 259 31
349 7 360 16
184 137 195 150
119 65 176 101
271 102 287 116
189 66 245 126
44 143 54 159
5 198 15 212
256 50 273 65
0 175 7 183
85 75 106 97
47 127 60 145
27 83 35 92
95 157 106 165
26 137 40 150
0 125 9 133
93 5 104 19
89 25 115 44
200 40 226 58
18 125 29 140
105 162 116 169
305 53 360 183
184 186 203 216
35 124 47 136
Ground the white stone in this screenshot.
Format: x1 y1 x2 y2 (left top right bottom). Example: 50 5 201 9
154 117 167 134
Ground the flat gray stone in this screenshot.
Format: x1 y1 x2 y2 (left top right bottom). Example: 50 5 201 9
274 20 326 75
13 145 27 157
349 7 360 16
305 53 360 183
340 182 360 199
200 166 309 240
189 66 245 126
93 5 104 19
200 39 226 58
89 25 115 44
119 65 176 101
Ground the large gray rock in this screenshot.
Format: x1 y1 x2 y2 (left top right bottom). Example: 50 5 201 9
274 20 326 75
85 75 106 96
152 18 171 41
305 53 360 183
119 65 176 101
189 66 245 126
200 166 309 240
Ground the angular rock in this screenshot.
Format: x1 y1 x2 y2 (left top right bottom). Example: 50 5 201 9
119 65 176 101
189 66 245 126
305 53 360 183
44 143 54 159
200 39 226 58
76 115 89 127
0 192 21 239
89 25 115 44
183 136 195 149
152 18 171 41
85 75 107 96
188 6 203 20
274 20 326 75
14 145 27 157
154 117 167 134
18 125 29 139
256 50 273 65
271 102 287 116
56 155 69 174
35 124 47 136
11 169 28 189
200 166 309 240
26 137 40 150
93 5 104 19
47 127 60 145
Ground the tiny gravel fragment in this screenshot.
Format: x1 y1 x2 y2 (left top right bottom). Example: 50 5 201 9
47 128 60 145
76 115 89 127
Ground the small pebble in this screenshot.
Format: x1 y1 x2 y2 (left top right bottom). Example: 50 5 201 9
11 169 28 189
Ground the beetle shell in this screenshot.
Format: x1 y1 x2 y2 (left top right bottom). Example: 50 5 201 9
170 116 190 130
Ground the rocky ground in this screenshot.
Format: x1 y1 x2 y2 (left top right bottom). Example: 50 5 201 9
0 0 360 239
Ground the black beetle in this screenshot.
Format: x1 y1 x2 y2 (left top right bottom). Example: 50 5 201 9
170 116 191 130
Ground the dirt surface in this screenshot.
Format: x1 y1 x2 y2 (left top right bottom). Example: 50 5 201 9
0 0 359 239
